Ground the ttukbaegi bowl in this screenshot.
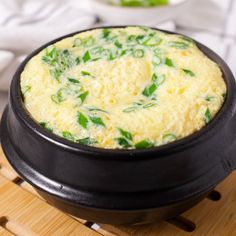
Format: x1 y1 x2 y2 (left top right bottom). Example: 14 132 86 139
1 26 236 225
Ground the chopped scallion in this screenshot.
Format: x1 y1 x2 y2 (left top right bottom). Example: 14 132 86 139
62 131 75 141
162 133 177 143
90 116 106 127
77 137 98 145
133 49 144 58
102 28 111 39
142 83 157 97
135 140 154 149
114 41 122 48
78 91 89 103
82 51 91 63
118 128 133 141
77 112 89 129
22 85 31 96
87 107 108 113
168 41 189 49
182 69 195 77
204 107 212 124
116 137 132 148
205 96 215 101
39 122 53 132
51 88 65 104
165 58 174 67
81 71 94 77
68 78 80 84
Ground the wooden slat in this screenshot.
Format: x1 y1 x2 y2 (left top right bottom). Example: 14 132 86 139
99 173 236 236
0 226 14 236
0 175 101 236
181 172 236 236
0 149 101 236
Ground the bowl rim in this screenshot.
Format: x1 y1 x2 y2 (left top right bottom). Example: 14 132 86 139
90 0 191 10
10 25 236 160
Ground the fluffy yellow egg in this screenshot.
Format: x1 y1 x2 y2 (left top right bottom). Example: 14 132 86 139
20 27 226 149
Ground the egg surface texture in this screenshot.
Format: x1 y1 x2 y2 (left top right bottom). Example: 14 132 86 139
21 27 226 149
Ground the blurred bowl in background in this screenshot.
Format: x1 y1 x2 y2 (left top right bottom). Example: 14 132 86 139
89 0 193 25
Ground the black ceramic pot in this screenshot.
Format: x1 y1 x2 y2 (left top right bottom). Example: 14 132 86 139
1 27 236 225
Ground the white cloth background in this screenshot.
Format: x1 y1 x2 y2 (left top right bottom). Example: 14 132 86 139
0 0 235 114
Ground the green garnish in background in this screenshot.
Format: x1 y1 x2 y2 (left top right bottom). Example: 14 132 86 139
111 0 168 7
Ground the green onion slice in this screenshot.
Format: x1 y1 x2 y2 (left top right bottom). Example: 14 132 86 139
142 83 157 97
116 137 132 148
143 36 162 46
77 112 89 129
90 116 106 127
102 28 111 39
118 128 133 141
133 49 144 58
22 85 31 96
165 58 174 67
39 122 53 132
87 107 108 113
77 137 98 145
168 41 189 49
78 91 89 104
135 139 154 149
82 51 91 63
62 131 75 141
162 133 177 143
51 88 66 104
204 107 212 123
68 78 80 84
205 96 215 101
182 69 195 77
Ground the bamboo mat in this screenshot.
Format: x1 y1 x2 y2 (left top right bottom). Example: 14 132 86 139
0 146 236 236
